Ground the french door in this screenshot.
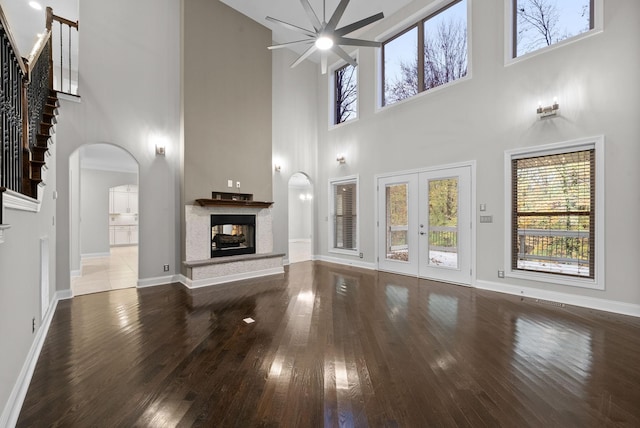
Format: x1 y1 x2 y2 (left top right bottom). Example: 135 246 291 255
378 165 472 285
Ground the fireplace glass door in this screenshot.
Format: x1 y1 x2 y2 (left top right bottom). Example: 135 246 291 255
211 214 256 258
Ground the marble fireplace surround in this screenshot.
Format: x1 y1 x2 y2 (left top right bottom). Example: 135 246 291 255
183 202 284 288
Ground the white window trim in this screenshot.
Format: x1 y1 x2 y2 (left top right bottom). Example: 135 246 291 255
329 50 360 130
375 0 473 111
503 136 605 290
329 175 359 255
504 0 604 66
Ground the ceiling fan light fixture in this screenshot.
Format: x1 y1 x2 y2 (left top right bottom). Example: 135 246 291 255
315 35 333 51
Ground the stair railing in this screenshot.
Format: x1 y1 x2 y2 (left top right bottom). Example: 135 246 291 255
0 6 28 194
47 7 79 96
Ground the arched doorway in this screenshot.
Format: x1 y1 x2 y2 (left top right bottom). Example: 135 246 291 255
288 172 313 264
69 143 139 295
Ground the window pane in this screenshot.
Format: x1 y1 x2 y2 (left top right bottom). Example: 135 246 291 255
513 150 594 278
383 27 418 106
515 0 592 57
334 182 357 250
428 178 458 268
385 183 409 261
423 0 467 90
335 64 357 124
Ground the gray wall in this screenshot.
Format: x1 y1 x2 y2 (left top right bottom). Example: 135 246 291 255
55 0 181 291
304 0 640 305
181 0 273 273
80 169 137 255
182 0 272 204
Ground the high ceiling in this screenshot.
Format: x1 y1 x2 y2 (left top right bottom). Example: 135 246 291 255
221 0 412 55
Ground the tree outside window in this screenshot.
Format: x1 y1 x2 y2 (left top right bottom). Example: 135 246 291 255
335 63 357 124
384 0 467 106
514 0 592 57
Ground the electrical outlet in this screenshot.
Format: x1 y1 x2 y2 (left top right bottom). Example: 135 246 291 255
163 264 170 272
498 270 505 278
227 180 233 188
359 252 363 259
32 317 35 333
236 181 241 189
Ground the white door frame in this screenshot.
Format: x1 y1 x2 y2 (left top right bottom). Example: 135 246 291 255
375 161 476 286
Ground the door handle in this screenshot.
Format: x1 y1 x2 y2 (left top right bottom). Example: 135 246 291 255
420 232 426 235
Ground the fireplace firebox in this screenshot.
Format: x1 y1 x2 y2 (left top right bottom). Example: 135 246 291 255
211 214 256 258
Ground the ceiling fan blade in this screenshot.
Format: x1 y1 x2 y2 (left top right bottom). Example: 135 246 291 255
299 0 322 31
326 0 350 31
332 45 358 68
335 12 384 37
291 44 318 68
321 52 328 74
268 39 314 50
336 37 382 48
266 16 316 38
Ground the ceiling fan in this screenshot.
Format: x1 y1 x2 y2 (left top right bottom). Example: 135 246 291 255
266 0 384 74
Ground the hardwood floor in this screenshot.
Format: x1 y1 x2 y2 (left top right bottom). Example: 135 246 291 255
17 262 640 427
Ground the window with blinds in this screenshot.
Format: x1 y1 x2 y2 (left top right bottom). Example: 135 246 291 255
331 179 358 251
512 149 595 278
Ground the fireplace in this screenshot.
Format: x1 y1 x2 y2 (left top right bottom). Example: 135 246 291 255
211 214 256 258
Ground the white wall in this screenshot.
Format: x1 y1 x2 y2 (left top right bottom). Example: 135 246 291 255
55 0 181 290
0 140 57 419
294 0 640 306
271 49 319 258
288 184 313 241
80 169 137 255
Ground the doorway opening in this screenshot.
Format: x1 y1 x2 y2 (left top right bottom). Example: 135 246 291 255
288 172 314 264
70 143 139 295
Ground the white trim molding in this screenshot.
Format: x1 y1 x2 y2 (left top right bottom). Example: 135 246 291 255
3 189 41 213
137 274 181 288
0 224 11 244
476 280 640 318
314 254 376 271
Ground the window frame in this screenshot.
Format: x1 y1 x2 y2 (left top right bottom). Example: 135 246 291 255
380 0 469 108
504 136 605 290
505 0 603 65
329 175 360 255
329 53 359 128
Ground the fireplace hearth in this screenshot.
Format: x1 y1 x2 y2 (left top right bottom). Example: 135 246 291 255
211 214 255 258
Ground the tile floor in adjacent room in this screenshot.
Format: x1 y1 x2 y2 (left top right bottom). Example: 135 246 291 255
71 246 138 296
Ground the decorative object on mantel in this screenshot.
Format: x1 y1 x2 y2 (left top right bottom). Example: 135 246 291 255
196 191 273 208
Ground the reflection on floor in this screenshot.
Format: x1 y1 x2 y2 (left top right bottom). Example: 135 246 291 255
288 239 311 264
71 246 138 296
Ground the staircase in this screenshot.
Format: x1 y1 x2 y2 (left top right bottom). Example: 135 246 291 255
0 5 74 200
27 90 60 196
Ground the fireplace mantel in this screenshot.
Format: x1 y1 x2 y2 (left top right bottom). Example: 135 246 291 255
195 199 273 208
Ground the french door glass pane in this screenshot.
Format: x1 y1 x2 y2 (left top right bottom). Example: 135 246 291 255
385 183 409 261
428 178 458 268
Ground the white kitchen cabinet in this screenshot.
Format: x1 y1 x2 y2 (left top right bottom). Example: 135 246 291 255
110 225 138 246
109 184 138 214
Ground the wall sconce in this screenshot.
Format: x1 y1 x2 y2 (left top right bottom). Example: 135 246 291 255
537 98 559 119
336 154 346 164
155 144 166 156
274 164 281 172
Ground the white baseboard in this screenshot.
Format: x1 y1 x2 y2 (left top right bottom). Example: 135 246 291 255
0 290 66 428
283 257 290 266
70 269 81 278
476 280 640 318
81 252 110 259
313 255 376 271
181 267 285 289
137 275 181 288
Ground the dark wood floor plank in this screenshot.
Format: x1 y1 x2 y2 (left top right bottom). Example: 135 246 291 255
16 261 640 427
